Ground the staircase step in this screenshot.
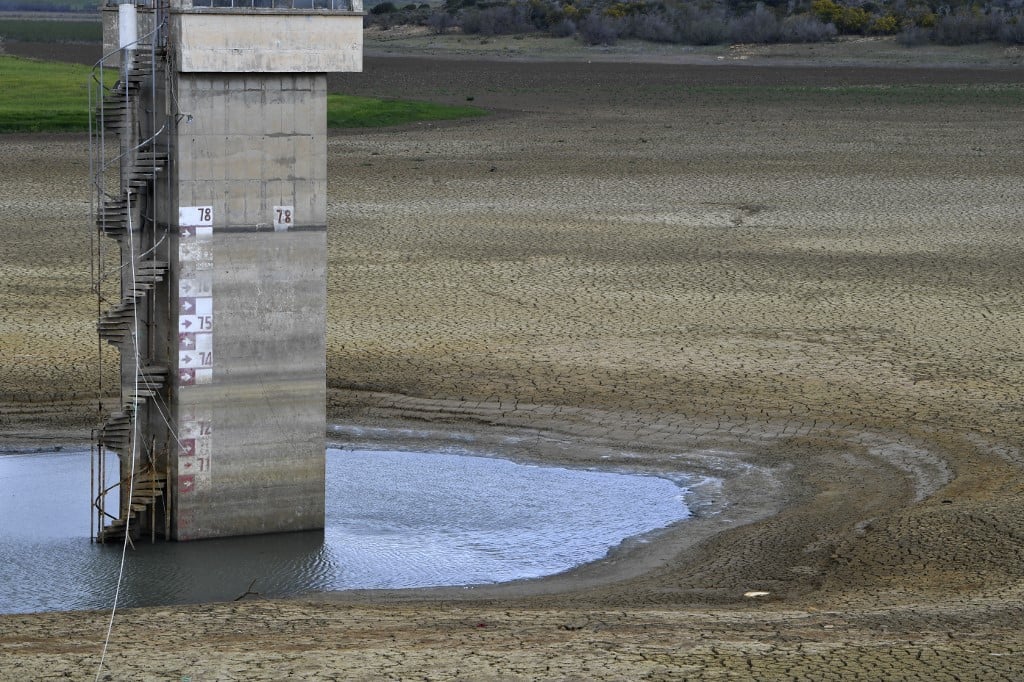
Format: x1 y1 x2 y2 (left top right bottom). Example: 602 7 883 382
128 388 158 397
131 488 163 497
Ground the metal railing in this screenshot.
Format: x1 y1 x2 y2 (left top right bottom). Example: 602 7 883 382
188 0 359 9
105 0 361 12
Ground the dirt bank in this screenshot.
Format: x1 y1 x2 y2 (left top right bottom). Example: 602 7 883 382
1 47 1023 679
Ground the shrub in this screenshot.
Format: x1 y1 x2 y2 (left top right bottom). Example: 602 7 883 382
681 15 729 44
549 18 577 37
835 6 871 33
563 3 583 21
604 2 644 19
896 25 931 46
461 5 533 35
780 14 837 41
578 12 622 44
728 4 781 43
984 11 1010 41
871 13 901 34
370 1 397 13
1002 17 1024 44
811 0 870 34
811 0 842 24
630 13 679 42
933 11 988 45
525 0 565 30
426 10 457 33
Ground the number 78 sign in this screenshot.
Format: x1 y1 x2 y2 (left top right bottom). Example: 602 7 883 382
274 206 294 231
180 206 213 227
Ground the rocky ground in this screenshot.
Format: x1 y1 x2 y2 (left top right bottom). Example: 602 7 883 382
1 39 1023 679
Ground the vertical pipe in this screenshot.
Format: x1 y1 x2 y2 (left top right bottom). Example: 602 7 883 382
151 436 156 544
165 456 172 540
90 439 95 543
99 444 105 543
118 2 138 50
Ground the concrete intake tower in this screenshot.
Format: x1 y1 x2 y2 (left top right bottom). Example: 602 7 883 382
90 0 363 541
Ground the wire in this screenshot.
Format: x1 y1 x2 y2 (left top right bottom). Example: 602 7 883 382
96 106 141 682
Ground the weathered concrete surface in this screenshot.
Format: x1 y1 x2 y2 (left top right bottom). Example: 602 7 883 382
172 74 328 225
173 11 363 73
163 73 330 538
1 52 1023 678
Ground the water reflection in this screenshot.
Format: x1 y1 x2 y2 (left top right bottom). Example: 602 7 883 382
0 447 690 614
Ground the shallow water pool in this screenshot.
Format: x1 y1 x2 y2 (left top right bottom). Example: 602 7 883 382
0 447 691 614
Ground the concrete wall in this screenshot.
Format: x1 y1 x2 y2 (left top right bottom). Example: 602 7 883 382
173 12 362 73
166 74 328 540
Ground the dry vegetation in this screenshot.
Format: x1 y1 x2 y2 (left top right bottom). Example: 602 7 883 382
1 46 1023 679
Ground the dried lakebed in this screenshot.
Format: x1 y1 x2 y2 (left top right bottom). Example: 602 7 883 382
2 51 1023 678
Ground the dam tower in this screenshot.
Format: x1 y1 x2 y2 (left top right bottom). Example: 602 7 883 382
90 0 363 541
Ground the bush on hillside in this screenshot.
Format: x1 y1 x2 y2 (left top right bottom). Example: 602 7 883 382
896 25 931 45
932 10 997 44
1002 17 1024 43
579 12 622 44
630 13 679 42
780 14 837 41
427 10 458 33
682 14 730 44
550 17 577 36
461 5 534 35
728 3 781 42
364 0 1024 48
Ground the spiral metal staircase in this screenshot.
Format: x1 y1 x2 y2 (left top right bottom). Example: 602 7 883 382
90 17 171 544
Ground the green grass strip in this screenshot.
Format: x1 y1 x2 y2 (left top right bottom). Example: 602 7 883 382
0 56 102 133
0 57 488 133
327 94 487 128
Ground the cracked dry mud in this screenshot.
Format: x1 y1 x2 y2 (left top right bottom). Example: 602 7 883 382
1 47 1023 679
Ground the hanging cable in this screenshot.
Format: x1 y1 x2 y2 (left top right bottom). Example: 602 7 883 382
95 132 142 682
